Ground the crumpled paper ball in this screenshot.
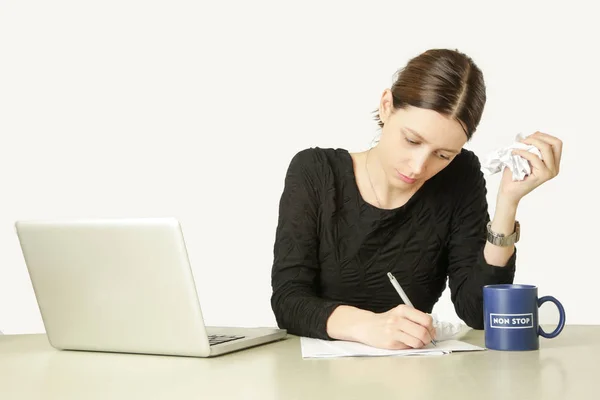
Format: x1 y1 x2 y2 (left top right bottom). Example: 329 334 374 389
430 313 470 341
481 133 543 181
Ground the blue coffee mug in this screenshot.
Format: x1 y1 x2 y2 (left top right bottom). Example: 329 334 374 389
483 284 565 351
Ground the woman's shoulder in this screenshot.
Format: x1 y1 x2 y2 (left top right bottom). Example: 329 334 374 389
284 147 351 199
286 147 350 176
441 148 484 180
432 148 486 196
288 146 348 163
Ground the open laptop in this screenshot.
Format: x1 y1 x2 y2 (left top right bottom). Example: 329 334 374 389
14 217 286 357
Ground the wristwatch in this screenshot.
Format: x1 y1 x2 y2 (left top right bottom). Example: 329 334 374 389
486 221 520 246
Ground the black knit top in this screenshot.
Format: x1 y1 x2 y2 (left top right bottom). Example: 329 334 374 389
270 147 516 339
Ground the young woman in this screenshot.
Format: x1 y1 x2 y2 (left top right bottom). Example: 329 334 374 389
270 48 563 350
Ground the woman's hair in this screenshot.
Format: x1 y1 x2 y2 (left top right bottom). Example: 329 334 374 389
375 48 486 140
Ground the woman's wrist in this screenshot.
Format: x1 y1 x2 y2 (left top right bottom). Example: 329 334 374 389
491 197 519 235
326 305 375 341
483 196 520 266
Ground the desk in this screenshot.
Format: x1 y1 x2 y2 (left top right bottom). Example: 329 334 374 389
0 325 597 399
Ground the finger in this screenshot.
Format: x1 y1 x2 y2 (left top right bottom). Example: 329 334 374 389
396 317 432 347
394 306 436 343
530 131 562 149
520 136 556 174
528 131 563 167
402 307 436 341
529 132 563 170
512 148 548 177
393 330 427 349
396 305 434 330
424 320 436 341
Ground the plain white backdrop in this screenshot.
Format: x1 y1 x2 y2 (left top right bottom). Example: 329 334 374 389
1 0 598 334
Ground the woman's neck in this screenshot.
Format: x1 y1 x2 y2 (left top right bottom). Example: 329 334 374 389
361 147 420 209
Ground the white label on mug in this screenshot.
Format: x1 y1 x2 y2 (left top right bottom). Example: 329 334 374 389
490 313 533 329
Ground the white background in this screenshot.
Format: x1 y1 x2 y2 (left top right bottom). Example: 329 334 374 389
1 0 598 334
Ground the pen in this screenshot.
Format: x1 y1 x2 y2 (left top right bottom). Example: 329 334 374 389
387 272 437 347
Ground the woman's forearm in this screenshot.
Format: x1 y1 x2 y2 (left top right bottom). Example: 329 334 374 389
326 305 375 341
483 198 519 266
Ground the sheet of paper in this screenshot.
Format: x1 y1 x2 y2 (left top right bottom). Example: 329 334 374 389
300 337 485 359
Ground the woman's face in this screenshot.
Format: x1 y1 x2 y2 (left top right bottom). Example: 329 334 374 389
376 90 469 189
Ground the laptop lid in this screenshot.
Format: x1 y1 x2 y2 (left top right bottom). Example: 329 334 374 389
15 217 214 357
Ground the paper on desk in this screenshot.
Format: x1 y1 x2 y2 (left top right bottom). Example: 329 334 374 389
301 315 479 359
301 338 484 359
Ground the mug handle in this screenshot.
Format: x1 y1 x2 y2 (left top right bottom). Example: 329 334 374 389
537 296 566 338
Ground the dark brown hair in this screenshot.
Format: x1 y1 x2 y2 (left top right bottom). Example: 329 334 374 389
375 48 486 140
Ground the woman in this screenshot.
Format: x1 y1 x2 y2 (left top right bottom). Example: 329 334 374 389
270 48 562 350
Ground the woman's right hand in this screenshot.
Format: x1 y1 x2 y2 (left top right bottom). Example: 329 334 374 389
353 305 437 350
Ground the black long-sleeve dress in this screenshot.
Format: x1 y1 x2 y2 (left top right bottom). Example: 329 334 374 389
270 147 516 339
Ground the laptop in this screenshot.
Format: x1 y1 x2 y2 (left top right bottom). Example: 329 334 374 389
14 217 286 357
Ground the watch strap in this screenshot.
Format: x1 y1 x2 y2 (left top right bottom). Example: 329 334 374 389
486 220 520 246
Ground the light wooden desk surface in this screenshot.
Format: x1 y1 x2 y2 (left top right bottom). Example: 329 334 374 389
0 325 597 400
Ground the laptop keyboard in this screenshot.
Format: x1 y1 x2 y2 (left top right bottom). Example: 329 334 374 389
208 334 245 346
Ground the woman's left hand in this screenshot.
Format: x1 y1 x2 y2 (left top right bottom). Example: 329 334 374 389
498 131 563 206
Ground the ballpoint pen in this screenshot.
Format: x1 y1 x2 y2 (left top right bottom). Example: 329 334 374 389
387 272 437 346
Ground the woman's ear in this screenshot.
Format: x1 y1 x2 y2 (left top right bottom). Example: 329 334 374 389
379 89 394 125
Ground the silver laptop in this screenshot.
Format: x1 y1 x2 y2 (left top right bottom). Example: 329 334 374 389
14 217 286 357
